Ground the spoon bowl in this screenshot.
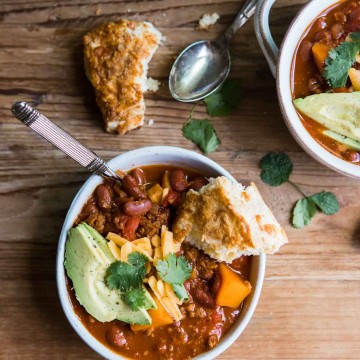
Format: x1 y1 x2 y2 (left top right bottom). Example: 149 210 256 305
169 40 230 102
168 0 257 102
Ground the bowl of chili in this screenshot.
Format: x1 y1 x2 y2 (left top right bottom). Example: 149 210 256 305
56 146 266 360
255 0 360 179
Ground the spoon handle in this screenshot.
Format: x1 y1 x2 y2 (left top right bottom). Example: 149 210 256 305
222 0 258 43
11 101 122 182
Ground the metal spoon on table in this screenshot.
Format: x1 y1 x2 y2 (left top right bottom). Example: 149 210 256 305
11 101 122 183
169 0 258 102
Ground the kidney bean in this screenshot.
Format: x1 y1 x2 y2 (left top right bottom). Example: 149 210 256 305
312 17 327 33
122 175 147 199
81 203 98 218
162 190 181 207
170 169 187 192
331 23 343 41
314 29 331 43
211 272 222 295
114 196 134 206
96 184 112 209
122 216 141 240
188 176 209 191
130 168 146 185
106 325 127 348
192 287 216 308
123 199 152 216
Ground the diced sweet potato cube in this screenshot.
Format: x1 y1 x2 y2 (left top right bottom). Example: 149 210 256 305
215 263 252 308
312 42 332 73
130 297 173 331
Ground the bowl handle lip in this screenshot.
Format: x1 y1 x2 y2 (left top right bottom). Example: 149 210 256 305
255 0 279 78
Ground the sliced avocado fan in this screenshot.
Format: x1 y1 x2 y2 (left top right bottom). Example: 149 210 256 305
293 92 360 143
64 223 156 325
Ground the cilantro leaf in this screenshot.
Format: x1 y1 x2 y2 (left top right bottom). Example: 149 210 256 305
204 79 242 116
310 191 339 215
122 288 147 311
128 252 148 267
156 253 192 287
324 32 360 88
292 198 316 228
183 119 220 154
105 252 148 292
172 283 189 301
260 152 293 186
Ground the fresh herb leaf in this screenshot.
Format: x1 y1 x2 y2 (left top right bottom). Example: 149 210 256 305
105 252 148 292
324 32 360 88
292 198 317 228
122 288 147 311
183 119 220 154
310 191 339 215
260 152 293 186
171 283 189 301
156 253 192 292
204 79 242 116
128 252 149 267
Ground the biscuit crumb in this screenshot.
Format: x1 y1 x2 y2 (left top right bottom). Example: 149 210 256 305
197 13 220 31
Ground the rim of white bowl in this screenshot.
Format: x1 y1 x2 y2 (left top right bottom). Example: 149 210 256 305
277 0 360 179
56 146 266 360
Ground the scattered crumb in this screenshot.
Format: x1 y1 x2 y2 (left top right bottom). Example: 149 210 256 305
95 7 101 16
146 78 160 92
48 15 61 21
147 119 155 127
197 13 220 31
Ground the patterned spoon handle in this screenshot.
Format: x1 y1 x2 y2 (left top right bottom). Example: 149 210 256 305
11 101 122 182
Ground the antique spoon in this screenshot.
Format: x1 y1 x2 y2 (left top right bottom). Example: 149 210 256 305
169 0 258 102
11 101 122 183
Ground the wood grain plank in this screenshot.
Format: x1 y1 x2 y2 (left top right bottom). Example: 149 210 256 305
0 0 359 359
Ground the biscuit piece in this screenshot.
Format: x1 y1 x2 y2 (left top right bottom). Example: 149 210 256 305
173 177 287 263
84 20 162 134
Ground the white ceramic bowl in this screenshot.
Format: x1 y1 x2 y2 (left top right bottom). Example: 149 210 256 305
255 0 360 179
56 146 266 360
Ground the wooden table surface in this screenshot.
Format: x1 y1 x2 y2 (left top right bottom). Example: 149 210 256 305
1 0 360 359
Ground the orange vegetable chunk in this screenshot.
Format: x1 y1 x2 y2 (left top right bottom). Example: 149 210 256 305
312 42 332 73
215 263 252 309
130 296 173 331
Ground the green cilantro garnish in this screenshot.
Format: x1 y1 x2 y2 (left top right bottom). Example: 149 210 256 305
122 288 147 311
155 253 192 301
259 152 340 228
105 252 149 309
181 79 241 155
309 191 340 215
260 152 293 186
324 31 360 88
204 79 242 116
182 119 220 154
292 197 317 229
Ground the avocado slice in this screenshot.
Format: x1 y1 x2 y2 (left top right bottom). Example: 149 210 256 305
323 129 360 151
64 223 156 324
293 92 360 142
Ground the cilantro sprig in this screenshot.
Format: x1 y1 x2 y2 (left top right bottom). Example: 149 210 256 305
105 252 149 310
260 152 339 228
182 79 241 155
155 253 192 301
324 31 360 88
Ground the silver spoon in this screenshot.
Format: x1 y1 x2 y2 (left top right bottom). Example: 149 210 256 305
169 0 258 102
11 101 122 183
